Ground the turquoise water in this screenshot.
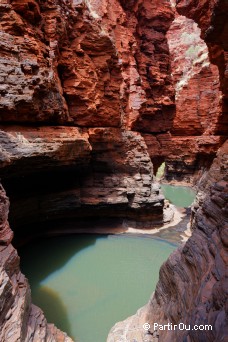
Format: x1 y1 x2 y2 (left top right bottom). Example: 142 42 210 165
19 234 176 342
161 184 196 207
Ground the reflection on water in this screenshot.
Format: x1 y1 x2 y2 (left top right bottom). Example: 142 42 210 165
19 234 176 342
36 286 71 336
161 184 196 207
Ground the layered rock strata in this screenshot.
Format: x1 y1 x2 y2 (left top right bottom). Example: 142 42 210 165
119 0 175 132
108 1 228 341
146 7 226 182
0 0 178 233
108 140 228 342
0 126 167 238
0 0 224 184
0 1 176 338
0 0 175 129
176 0 228 135
0 0 227 341
144 133 225 183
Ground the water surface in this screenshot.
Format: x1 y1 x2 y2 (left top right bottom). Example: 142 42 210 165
19 234 176 342
161 184 196 207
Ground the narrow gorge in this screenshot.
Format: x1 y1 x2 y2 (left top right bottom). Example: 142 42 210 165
0 0 227 341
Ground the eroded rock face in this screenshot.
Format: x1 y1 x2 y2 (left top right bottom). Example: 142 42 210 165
0 0 175 128
0 185 73 342
108 140 228 342
1 0 223 183
108 1 228 341
168 14 222 136
0 0 178 231
176 0 228 135
144 133 225 183
0 0 227 341
147 7 226 182
120 0 175 132
0 1 69 123
0 126 166 235
0 1 176 338
147 142 228 342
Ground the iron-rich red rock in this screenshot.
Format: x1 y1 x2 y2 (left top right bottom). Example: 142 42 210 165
108 1 228 341
176 0 228 134
0 0 227 341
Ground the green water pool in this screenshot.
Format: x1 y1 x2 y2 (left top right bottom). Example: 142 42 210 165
19 234 176 342
161 184 196 207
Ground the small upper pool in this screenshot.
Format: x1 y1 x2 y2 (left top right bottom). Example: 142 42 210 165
160 184 196 207
19 234 176 342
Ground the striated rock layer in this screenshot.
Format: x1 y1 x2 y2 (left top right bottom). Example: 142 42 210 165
0 1 176 339
108 140 228 342
0 0 224 184
147 5 226 182
108 1 228 341
0 0 227 341
0 0 178 233
0 126 168 239
0 0 175 128
176 0 228 135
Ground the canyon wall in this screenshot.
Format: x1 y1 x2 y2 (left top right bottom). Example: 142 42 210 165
0 0 227 341
0 0 177 235
0 0 224 235
0 0 174 128
108 1 228 341
0 126 167 239
144 5 226 182
0 0 175 340
109 140 228 342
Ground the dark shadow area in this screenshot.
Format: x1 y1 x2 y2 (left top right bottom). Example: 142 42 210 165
34 286 72 338
18 234 99 339
13 217 125 247
152 156 165 176
18 234 98 289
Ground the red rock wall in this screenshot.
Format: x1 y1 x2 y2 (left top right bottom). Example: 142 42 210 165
0 0 178 231
168 15 222 136
147 2 228 338
108 1 228 340
176 0 228 135
0 0 175 129
0 0 224 183
0 2 176 337
121 0 175 133
144 133 225 182
0 126 166 235
0 1 69 123
144 8 226 182
0 0 227 341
